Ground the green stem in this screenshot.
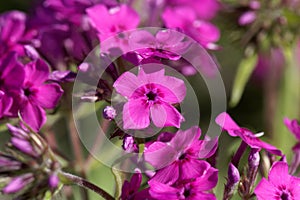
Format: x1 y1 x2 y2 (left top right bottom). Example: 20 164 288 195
59 171 115 200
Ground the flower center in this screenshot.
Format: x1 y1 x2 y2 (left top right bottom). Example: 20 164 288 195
179 153 186 160
280 191 292 200
146 91 157 101
24 88 31 97
183 189 190 198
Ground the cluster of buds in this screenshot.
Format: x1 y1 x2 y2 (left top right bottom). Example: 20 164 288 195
238 149 260 199
0 124 61 199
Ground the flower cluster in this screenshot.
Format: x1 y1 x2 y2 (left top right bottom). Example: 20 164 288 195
0 124 61 199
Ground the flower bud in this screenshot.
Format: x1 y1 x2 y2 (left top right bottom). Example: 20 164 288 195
2 174 34 194
103 106 117 120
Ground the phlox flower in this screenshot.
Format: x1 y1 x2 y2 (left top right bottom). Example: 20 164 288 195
87 4 140 42
113 68 186 130
144 126 218 185
128 29 190 61
121 172 153 200
162 5 220 49
254 161 300 200
20 59 63 131
216 112 282 156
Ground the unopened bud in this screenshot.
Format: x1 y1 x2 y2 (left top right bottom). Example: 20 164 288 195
103 106 117 120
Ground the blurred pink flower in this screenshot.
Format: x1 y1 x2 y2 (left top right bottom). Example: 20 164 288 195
284 118 300 140
254 161 300 199
162 6 220 49
87 4 140 41
113 68 186 129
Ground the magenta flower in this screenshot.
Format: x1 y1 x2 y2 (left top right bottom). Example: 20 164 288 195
284 118 300 140
149 173 217 200
144 126 218 185
20 59 63 131
216 112 282 156
254 161 300 199
113 68 186 129
164 0 219 21
87 4 140 42
0 53 25 118
128 29 191 61
121 172 153 200
162 6 220 49
0 11 33 58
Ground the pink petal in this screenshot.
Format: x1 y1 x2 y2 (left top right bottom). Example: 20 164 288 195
34 83 63 109
239 11 256 25
144 142 177 169
1 53 25 89
149 181 180 200
284 117 300 140
128 30 156 49
113 71 141 98
192 166 218 191
137 68 165 85
162 6 196 29
0 96 13 118
123 99 150 129
191 192 217 200
215 112 240 136
170 126 200 152
149 163 179 185
150 102 184 128
180 159 209 181
198 136 219 158
24 59 50 85
20 102 46 131
254 178 277 200
268 161 290 187
159 76 186 103
192 20 220 45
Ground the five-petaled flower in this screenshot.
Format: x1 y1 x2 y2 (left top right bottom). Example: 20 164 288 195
113 68 186 130
254 161 300 200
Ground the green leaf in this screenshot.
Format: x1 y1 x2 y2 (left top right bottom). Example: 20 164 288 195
230 54 258 107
